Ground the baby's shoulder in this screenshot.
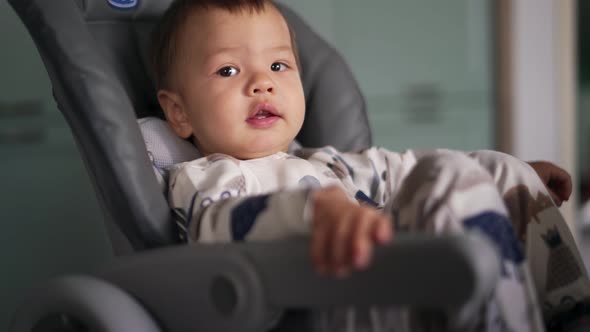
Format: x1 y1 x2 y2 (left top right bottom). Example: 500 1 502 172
293 145 385 162
170 153 242 175
168 153 246 193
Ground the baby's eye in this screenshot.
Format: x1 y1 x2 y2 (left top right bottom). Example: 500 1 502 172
217 66 239 77
270 62 287 72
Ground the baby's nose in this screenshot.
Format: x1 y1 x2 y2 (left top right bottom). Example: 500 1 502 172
253 85 273 94
248 74 275 95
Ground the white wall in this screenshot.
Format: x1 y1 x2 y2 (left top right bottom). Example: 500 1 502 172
511 0 560 162
508 0 577 227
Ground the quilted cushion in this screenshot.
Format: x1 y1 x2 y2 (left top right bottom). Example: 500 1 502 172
137 116 303 191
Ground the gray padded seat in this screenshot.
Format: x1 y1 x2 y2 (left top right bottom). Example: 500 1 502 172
8 1 501 332
10 0 371 252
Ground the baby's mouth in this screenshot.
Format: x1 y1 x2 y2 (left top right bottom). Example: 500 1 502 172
250 109 276 119
247 102 281 119
246 103 281 128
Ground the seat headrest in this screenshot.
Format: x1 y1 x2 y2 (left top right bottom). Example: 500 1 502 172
8 0 371 251
75 0 172 20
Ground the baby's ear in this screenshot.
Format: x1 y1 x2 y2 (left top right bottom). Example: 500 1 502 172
157 89 193 139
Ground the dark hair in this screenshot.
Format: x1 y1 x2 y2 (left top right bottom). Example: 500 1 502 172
150 0 298 90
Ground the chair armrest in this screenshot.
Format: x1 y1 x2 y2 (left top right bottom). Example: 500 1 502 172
95 233 500 332
10 275 161 332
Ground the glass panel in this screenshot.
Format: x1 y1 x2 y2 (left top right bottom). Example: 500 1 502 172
278 0 494 151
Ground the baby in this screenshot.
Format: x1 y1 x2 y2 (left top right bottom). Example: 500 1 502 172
151 0 590 330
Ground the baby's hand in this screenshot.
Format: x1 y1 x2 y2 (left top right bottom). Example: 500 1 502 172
528 161 572 206
310 186 393 278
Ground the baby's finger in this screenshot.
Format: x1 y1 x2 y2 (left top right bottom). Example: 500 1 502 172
372 215 393 244
351 211 375 270
330 215 354 276
549 190 563 207
311 222 331 275
550 174 572 202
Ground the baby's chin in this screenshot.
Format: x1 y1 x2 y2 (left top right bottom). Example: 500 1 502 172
234 147 289 160
227 142 291 160
194 136 291 160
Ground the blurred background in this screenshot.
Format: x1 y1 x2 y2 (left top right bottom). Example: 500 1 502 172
0 0 587 329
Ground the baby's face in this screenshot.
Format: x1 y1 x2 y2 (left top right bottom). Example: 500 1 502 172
167 5 305 159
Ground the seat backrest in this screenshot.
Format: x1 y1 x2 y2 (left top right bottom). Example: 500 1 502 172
8 0 372 253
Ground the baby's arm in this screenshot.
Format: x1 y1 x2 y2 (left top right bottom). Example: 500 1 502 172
168 160 312 242
169 159 392 277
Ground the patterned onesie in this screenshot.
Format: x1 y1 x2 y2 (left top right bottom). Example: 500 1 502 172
168 146 590 332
